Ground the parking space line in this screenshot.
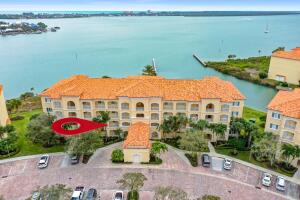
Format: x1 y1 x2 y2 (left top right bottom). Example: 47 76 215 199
8 165 12 176
244 166 250 182
22 160 27 173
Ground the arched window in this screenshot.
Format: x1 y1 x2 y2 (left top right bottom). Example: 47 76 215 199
136 113 144 118
206 103 215 112
136 102 144 111
121 102 129 110
122 112 130 119
205 115 214 122
151 113 159 120
67 101 76 109
151 103 159 111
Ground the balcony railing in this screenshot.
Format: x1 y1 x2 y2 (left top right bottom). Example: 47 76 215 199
176 107 186 111
83 105 91 110
206 109 215 112
284 125 296 130
121 106 129 110
151 117 159 121
151 107 159 111
136 107 144 111
163 106 173 110
108 105 118 110
67 106 76 110
281 134 294 142
95 105 105 110
221 108 229 112
190 107 199 111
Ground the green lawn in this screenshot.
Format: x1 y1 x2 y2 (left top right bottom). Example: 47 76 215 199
215 147 295 177
9 109 64 158
243 106 266 131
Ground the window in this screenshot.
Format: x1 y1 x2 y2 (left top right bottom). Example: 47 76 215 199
108 101 118 109
109 121 119 127
122 112 130 119
282 131 294 142
46 107 53 113
163 102 173 110
151 123 159 128
205 115 214 122
55 111 63 118
190 104 199 111
176 102 186 111
206 103 214 112
95 101 105 109
53 101 61 108
151 113 159 120
122 122 130 127
67 101 76 109
82 102 91 110
284 120 297 130
272 112 281 119
163 112 173 119
151 103 159 111
136 102 144 111
221 104 230 112
121 103 129 110
136 113 144 118
68 112 77 117
110 111 118 119
269 123 279 130
83 112 92 119
220 115 228 122
232 102 240 106
45 98 51 103
275 75 285 82
231 111 239 117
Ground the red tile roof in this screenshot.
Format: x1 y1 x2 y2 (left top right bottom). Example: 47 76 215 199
124 122 150 149
272 47 300 61
268 88 300 119
40 75 245 102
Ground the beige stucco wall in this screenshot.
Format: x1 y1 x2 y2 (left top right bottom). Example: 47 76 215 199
0 88 9 126
41 95 244 141
268 56 300 85
123 148 150 163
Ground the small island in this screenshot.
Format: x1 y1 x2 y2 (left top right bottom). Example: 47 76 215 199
0 21 60 36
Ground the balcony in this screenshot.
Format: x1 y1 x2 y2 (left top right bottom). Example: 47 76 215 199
176 103 186 111
121 103 129 110
190 104 199 111
67 106 76 110
95 105 105 110
109 122 119 128
136 107 145 111
110 112 119 119
281 132 294 143
151 114 159 121
151 103 159 111
108 105 118 110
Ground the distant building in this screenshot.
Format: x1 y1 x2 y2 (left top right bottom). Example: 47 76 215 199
268 47 300 85
123 122 151 163
40 75 245 141
265 88 300 166
0 85 10 126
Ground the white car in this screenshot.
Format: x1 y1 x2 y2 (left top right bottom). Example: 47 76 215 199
113 191 123 200
262 173 272 187
38 154 49 169
276 176 286 191
223 158 232 170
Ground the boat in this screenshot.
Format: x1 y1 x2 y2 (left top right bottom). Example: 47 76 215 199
264 23 269 34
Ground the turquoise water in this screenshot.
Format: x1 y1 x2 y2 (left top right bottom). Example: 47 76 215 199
1 15 300 110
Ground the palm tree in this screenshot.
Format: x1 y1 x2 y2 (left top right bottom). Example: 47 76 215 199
281 144 297 167
151 142 168 161
142 65 157 76
93 111 111 137
114 128 124 139
190 119 208 131
159 115 188 137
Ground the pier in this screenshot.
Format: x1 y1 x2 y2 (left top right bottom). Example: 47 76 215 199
193 54 206 67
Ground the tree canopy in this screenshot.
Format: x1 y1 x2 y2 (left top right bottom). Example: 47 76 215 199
117 172 147 198
179 130 207 152
142 65 157 76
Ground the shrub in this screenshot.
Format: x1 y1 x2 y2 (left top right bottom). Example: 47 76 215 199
161 137 180 148
10 115 24 121
127 190 139 200
111 149 124 163
280 82 289 87
29 113 41 120
230 149 239 156
185 153 198 167
228 138 247 150
201 195 221 200
258 72 268 79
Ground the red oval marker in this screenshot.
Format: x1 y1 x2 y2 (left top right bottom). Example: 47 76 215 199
52 118 107 136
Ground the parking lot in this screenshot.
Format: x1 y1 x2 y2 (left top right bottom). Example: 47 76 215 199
200 155 300 200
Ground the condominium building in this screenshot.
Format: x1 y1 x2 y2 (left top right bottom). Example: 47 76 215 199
0 85 10 126
40 75 245 141
265 88 300 166
268 47 300 85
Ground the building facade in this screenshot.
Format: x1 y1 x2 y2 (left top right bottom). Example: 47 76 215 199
0 85 10 126
265 88 300 166
40 75 245 141
268 47 300 85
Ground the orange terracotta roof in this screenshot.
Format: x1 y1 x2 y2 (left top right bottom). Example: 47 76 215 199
124 122 150 149
40 75 245 102
268 88 300 119
272 47 300 61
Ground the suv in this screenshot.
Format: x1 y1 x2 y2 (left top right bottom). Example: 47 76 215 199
113 191 123 200
38 155 49 169
276 176 286 191
71 186 84 200
201 154 210 168
262 173 272 187
86 188 97 200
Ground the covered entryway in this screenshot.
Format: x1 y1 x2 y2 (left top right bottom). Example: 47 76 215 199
132 154 142 163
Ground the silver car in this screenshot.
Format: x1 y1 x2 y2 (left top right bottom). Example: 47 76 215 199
38 154 49 169
262 173 272 187
223 158 232 170
276 176 286 191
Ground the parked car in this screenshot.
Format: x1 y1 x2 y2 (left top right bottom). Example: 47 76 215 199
201 154 210 167
70 154 80 165
223 158 232 170
113 191 123 200
276 176 286 191
86 188 97 200
71 186 85 200
38 155 49 169
262 173 272 187
31 192 41 200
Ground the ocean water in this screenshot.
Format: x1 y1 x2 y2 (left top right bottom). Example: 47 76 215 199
1 15 300 110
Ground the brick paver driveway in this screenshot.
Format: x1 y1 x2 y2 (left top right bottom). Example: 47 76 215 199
0 144 298 200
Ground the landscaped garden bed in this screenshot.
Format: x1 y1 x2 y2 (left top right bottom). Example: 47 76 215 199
185 153 198 167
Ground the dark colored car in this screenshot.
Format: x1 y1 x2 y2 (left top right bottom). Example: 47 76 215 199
70 154 80 164
201 154 211 167
86 188 97 200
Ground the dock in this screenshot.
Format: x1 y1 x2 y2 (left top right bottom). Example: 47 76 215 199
193 54 206 67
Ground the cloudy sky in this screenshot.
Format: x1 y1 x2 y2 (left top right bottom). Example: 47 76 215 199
1 0 300 11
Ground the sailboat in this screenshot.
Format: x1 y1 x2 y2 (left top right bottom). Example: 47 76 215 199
264 23 269 34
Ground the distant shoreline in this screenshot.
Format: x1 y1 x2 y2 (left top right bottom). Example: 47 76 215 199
1 11 300 19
